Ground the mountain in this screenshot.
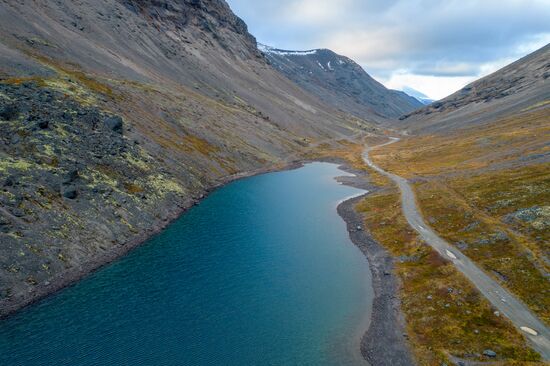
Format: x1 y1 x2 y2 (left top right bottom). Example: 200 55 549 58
402 86 435 105
0 0 378 316
258 44 423 122
399 43 550 132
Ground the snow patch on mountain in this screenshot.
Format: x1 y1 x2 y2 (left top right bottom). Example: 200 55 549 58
402 86 435 105
258 43 317 56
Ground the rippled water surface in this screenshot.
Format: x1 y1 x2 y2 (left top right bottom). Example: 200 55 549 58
0 163 372 365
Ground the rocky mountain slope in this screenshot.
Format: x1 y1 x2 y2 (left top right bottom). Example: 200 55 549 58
0 0 378 316
259 44 422 122
399 43 550 133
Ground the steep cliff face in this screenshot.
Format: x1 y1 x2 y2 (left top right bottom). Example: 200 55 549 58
259 44 423 122
399 44 550 133
0 0 375 316
120 0 259 58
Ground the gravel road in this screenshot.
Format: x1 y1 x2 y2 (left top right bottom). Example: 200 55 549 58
363 138 550 360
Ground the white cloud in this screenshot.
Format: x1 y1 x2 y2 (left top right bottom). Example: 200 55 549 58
322 28 405 69
282 0 353 25
227 0 550 100
382 72 477 100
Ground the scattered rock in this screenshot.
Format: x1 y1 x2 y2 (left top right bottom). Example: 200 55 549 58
0 216 12 233
11 208 25 218
491 231 509 242
63 169 79 184
62 187 78 199
81 110 100 128
483 349 497 358
507 206 541 223
461 221 479 232
3 176 15 187
504 206 550 231
37 120 49 129
398 254 420 263
104 116 123 133
59 111 73 122
0 103 20 121
475 237 492 245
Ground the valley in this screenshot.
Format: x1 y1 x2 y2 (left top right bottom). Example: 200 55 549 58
0 1 549 365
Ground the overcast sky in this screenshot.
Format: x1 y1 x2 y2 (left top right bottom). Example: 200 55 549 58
226 0 550 100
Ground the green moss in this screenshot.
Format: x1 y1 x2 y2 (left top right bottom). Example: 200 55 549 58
44 78 98 106
123 151 151 172
146 174 185 196
0 158 34 172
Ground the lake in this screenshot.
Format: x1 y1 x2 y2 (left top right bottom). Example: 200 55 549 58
0 162 372 365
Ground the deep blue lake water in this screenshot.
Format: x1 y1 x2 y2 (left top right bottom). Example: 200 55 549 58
0 163 372 365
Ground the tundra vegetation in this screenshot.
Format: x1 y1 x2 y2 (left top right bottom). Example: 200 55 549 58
310 127 546 364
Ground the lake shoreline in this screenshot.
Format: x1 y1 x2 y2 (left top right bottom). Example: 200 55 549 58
0 155 414 366
335 164 414 366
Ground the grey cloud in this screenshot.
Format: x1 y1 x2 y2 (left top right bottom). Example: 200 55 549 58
227 0 550 96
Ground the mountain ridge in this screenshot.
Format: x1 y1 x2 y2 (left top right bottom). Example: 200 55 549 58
258 43 423 122
398 43 550 132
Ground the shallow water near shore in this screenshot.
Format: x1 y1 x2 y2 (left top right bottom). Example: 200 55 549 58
0 163 372 366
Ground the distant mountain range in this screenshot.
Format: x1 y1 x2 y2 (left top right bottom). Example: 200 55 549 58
259 43 423 122
401 86 435 105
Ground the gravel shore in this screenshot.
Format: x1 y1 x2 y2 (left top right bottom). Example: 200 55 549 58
337 167 415 366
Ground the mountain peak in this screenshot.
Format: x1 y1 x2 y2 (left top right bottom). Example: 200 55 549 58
258 44 422 120
402 86 435 105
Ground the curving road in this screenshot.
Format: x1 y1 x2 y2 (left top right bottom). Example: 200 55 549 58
363 138 550 360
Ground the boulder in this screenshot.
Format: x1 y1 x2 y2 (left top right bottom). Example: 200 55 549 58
63 169 79 184
11 208 25 217
82 110 101 128
37 120 49 129
62 187 78 199
104 116 123 133
0 104 20 121
3 176 15 187
483 349 497 358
